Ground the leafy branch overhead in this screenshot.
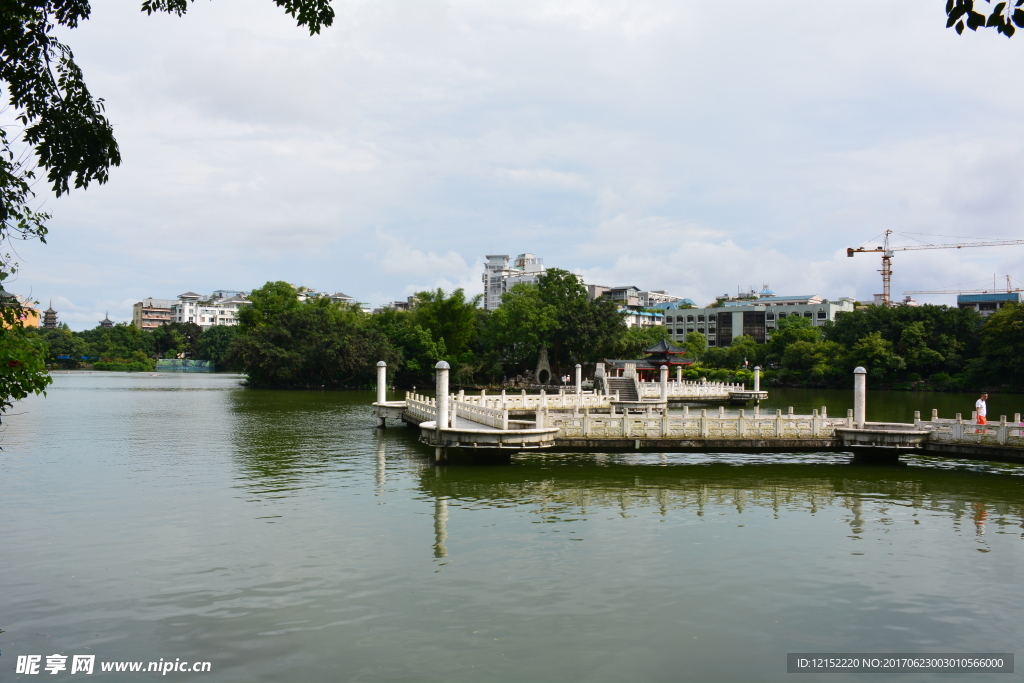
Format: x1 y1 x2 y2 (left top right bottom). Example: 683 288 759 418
947 0 1024 36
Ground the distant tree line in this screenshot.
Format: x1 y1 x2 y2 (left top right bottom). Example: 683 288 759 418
690 303 1023 391
35 319 241 372
25 276 1024 393
224 271 663 388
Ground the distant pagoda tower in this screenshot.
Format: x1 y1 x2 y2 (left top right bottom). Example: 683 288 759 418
42 301 58 329
99 312 114 328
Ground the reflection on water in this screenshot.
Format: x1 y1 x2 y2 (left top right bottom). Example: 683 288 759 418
5 373 1024 683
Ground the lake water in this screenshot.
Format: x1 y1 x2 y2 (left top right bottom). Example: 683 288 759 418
4 373 1023 681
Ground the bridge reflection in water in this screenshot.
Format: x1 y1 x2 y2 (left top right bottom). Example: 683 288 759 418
394 442 1024 559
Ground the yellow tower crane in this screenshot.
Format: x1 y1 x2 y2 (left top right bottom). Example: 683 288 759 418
847 230 1024 306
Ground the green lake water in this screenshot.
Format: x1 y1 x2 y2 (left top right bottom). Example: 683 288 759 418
3 372 1023 682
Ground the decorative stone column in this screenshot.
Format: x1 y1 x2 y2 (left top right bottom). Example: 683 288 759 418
853 366 867 429
575 363 582 396
753 366 760 393
376 361 387 404
435 361 450 440
660 365 669 403
375 361 387 427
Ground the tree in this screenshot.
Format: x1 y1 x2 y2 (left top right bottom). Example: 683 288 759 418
683 331 706 361
765 316 821 367
197 324 241 370
536 269 626 369
237 281 301 331
946 0 1024 37
0 300 50 411
230 297 400 388
612 325 669 360
481 284 558 374
849 331 906 382
974 302 1024 387
411 288 481 358
149 321 201 358
369 308 447 386
726 334 763 370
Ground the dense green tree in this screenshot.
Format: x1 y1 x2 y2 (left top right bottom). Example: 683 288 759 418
481 284 558 375
411 288 481 359
765 316 821 367
197 325 241 370
823 304 978 376
150 322 201 358
78 322 153 359
683 331 706 361
230 297 399 388
726 334 763 370
0 301 50 410
537 269 626 370
973 302 1024 388
237 281 301 331
611 324 668 360
369 308 446 386
38 326 88 364
849 331 906 381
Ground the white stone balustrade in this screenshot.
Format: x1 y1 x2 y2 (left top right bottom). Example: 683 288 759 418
910 411 1024 447
546 407 847 440
637 380 746 398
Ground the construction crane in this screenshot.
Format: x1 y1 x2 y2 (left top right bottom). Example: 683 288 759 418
904 275 1022 296
847 230 1024 306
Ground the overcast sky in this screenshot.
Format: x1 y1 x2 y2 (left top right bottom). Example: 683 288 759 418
10 0 1024 329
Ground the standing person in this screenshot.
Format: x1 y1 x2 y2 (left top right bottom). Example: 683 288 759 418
975 392 988 433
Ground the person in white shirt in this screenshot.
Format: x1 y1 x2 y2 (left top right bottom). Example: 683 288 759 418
975 392 988 433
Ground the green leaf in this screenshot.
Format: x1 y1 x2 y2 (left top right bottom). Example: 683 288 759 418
956 19 966 32
1013 8 1024 25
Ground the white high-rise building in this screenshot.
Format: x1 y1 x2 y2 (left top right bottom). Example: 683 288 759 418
482 253 546 310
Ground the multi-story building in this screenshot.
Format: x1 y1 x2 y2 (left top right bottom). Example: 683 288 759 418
132 298 176 331
587 285 681 328
171 291 252 329
482 253 546 310
622 309 665 328
130 291 251 330
658 294 856 347
957 291 1023 317
639 290 691 307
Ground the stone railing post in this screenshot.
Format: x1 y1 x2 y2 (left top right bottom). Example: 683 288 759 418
376 361 387 404
660 365 669 403
435 361 450 440
753 366 760 392
575 363 582 396
853 366 867 429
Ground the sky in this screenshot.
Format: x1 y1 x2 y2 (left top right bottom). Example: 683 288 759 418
9 0 1024 329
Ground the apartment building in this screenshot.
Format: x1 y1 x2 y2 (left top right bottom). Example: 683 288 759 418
132 298 176 331
658 294 856 347
482 253 546 310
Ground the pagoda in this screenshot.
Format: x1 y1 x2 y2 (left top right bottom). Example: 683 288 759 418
642 338 693 371
99 312 114 328
43 301 58 329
